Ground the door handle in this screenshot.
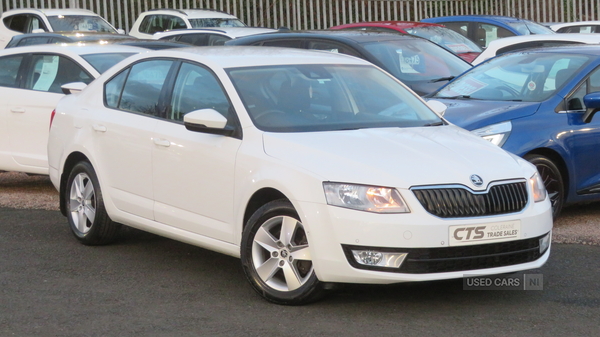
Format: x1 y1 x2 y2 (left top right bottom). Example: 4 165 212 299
10 107 25 113
153 138 171 147
92 124 107 132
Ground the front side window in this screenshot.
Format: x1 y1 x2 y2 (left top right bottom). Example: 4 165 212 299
434 52 590 102
228 64 441 132
139 15 186 34
169 62 231 121
477 23 514 48
565 67 600 111
24 54 92 93
361 38 470 82
47 15 116 33
0 55 24 88
113 60 174 116
4 15 28 32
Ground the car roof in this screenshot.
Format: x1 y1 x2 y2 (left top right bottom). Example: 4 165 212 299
132 46 370 68
333 21 444 29
424 15 535 23
154 27 277 38
550 21 600 30
506 43 600 56
1 8 101 17
485 33 600 47
0 43 147 57
142 8 239 19
227 30 425 44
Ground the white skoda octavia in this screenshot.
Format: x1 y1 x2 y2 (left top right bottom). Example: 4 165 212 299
48 47 553 304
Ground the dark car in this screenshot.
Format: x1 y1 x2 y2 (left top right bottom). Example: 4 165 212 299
5 32 192 50
225 30 471 96
421 15 555 49
428 44 600 217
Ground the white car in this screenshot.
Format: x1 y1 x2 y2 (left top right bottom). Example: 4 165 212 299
48 47 552 304
153 27 277 46
550 21 600 33
471 33 600 65
128 9 246 39
0 44 145 175
0 8 123 49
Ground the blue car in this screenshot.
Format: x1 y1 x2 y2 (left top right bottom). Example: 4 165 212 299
421 15 555 49
428 45 600 218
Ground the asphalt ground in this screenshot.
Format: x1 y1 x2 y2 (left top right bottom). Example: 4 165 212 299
1 207 599 336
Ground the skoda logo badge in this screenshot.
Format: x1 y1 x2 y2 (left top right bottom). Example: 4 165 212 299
470 174 484 187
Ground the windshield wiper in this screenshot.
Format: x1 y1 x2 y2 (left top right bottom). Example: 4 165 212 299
423 121 445 126
429 76 455 83
438 95 471 99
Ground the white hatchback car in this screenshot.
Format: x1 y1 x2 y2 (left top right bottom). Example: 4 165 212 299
0 8 123 49
128 9 246 39
0 44 145 175
48 47 553 304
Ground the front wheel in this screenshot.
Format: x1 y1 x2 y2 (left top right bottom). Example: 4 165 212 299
524 154 564 219
241 200 325 305
65 161 120 245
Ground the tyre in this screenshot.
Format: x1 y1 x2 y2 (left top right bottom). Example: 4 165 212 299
524 154 564 219
65 161 120 245
241 199 325 305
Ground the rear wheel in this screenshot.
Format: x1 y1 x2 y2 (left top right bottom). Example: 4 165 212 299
524 154 564 218
65 161 120 245
241 200 325 305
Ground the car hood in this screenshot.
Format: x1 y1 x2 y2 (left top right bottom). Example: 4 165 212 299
262 126 529 189
432 99 541 130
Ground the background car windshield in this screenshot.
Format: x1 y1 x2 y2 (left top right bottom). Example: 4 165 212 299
360 39 470 83
508 21 555 35
404 26 481 54
434 52 590 102
188 18 246 28
227 64 441 132
81 53 137 73
48 15 117 33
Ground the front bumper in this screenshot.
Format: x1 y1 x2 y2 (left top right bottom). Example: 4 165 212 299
297 195 553 284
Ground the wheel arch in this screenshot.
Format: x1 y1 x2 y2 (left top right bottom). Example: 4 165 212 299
59 151 92 216
523 147 570 199
243 188 289 229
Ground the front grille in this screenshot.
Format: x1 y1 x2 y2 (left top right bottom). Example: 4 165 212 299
342 234 547 274
412 181 528 218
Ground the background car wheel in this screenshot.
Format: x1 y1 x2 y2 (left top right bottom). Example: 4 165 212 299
65 161 120 245
524 154 564 218
241 199 325 305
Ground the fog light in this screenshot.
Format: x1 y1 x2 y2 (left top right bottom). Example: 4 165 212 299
539 232 551 254
352 250 408 268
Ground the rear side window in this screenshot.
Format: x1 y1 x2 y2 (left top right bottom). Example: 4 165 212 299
0 55 24 88
17 36 52 47
307 40 361 57
139 15 186 34
176 33 209 45
110 60 174 116
4 15 28 32
261 39 304 48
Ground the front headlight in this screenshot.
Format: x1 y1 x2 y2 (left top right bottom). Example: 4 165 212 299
323 182 410 213
471 121 512 147
530 172 547 203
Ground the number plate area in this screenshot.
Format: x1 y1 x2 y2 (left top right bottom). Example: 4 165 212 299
449 220 521 246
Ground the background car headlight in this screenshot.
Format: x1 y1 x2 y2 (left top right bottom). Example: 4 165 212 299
530 172 547 203
323 182 410 213
471 121 512 147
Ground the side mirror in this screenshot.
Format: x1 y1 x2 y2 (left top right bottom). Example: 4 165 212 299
426 99 447 116
183 108 234 136
61 82 87 95
583 92 600 123
117 28 126 35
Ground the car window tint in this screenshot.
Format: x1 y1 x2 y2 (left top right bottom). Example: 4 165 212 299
176 33 209 45
24 55 93 93
169 62 231 121
0 55 24 88
119 60 173 116
4 15 28 32
207 34 231 46
261 40 304 48
104 69 130 109
307 40 361 57
17 36 52 47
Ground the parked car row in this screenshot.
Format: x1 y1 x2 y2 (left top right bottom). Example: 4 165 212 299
1 6 599 304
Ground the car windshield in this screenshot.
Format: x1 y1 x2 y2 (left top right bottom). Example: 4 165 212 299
508 21 556 35
188 18 246 28
404 26 482 54
360 39 471 83
48 15 117 33
227 64 442 132
434 52 590 102
81 53 137 73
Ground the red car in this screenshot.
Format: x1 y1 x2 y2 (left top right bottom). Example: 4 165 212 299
330 21 482 63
